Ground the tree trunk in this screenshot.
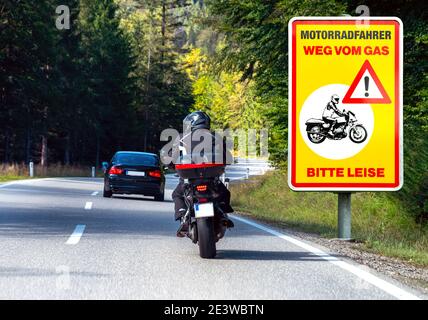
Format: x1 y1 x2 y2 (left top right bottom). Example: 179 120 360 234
95 131 100 169
25 128 32 163
64 134 70 165
144 13 153 151
161 0 166 64
41 135 48 167
4 128 10 163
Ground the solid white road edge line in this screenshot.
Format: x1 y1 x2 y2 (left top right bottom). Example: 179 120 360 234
0 181 16 189
231 215 421 300
91 191 98 196
66 224 86 245
84 202 93 210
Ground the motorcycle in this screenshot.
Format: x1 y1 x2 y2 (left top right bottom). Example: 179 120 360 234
175 163 234 259
305 109 368 144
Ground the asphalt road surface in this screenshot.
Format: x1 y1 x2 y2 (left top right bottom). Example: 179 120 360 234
0 172 425 299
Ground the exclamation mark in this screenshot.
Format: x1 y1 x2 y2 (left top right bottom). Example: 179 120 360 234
364 76 369 97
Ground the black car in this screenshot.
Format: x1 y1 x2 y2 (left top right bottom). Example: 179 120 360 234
102 151 165 201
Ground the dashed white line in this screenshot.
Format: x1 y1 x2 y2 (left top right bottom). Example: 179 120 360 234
231 215 421 300
66 224 86 245
91 191 98 196
84 201 93 210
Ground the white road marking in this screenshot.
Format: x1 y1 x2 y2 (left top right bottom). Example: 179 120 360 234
0 181 16 189
84 202 93 210
91 191 98 196
231 215 421 300
66 225 86 245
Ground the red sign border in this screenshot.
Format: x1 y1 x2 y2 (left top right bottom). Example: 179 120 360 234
289 19 402 190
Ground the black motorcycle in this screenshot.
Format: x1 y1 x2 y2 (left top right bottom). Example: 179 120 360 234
175 163 234 258
305 110 368 144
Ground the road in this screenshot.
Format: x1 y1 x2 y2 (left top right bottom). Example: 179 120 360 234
0 164 425 299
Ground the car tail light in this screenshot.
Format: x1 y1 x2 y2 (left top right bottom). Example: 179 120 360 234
196 185 207 192
109 166 123 175
148 170 161 178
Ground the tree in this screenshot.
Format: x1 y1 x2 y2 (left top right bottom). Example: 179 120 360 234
205 0 346 166
119 0 193 152
78 0 137 164
0 0 62 165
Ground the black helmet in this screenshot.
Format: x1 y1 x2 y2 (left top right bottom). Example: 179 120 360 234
183 111 211 131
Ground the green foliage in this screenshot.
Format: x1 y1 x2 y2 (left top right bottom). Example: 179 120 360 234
205 0 346 167
183 48 267 131
0 0 194 164
119 0 193 152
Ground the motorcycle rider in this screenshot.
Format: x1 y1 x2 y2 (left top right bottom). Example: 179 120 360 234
322 94 343 138
170 111 234 237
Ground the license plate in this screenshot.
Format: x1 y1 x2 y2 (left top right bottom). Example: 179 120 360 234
126 171 145 176
194 202 214 218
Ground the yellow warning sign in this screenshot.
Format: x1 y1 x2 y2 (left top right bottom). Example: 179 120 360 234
288 17 403 191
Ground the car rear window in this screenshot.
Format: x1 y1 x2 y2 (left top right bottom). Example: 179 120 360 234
115 153 158 166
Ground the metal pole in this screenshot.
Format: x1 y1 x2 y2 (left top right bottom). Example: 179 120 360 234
338 192 352 240
91 166 95 178
29 161 34 177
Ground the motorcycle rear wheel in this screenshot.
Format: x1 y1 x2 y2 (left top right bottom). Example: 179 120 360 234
307 126 326 144
197 217 216 259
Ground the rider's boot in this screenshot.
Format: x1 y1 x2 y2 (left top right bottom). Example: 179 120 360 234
176 208 189 237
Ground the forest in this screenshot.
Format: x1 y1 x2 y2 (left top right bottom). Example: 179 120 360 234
0 0 427 220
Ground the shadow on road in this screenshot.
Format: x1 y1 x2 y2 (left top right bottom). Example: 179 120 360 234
216 249 339 262
112 195 173 203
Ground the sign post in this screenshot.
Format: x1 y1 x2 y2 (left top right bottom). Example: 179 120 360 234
338 192 352 239
288 17 403 239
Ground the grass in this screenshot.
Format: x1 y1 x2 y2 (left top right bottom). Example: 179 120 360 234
231 171 428 267
0 162 103 182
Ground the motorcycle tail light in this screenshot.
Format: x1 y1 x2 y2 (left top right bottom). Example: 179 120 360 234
196 185 207 192
198 197 208 203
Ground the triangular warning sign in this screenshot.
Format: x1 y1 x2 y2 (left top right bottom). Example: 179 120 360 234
343 60 391 104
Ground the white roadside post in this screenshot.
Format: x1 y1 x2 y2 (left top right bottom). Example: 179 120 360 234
91 166 95 178
29 161 34 177
246 167 250 179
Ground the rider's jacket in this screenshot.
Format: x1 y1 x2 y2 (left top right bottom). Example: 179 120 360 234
322 102 341 119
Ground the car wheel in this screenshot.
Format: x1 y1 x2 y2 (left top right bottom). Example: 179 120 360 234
154 192 164 201
103 188 112 198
